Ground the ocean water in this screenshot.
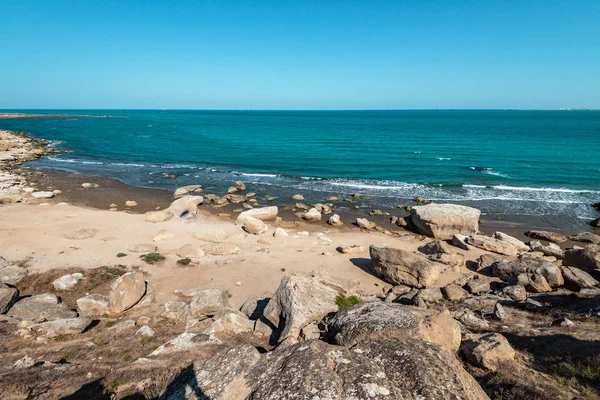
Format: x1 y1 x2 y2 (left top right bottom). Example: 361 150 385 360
1 110 599 229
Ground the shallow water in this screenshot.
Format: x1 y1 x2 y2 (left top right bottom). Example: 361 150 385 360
1 109 599 229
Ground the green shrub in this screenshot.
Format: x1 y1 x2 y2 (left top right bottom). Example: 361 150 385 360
140 253 165 264
336 293 363 309
177 258 192 266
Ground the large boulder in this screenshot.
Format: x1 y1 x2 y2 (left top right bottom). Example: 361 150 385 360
563 244 600 272
524 230 568 243
493 232 529 252
29 317 92 338
462 332 515 371
167 195 204 219
560 266 598 291
569 232 600 244
492 258 564 286
7 294 77 322
0 284 19 314
370 245 446 288
242 215 268 235
410 204 480 240
164 339 489 400
0 266 28 285
466 235 518 256
263 272 358 343
303 208 322 222
327 302 461 352
529 240 564 259
76 294 110 316
188 289 231 320
108 272 146 313
236 206 278 224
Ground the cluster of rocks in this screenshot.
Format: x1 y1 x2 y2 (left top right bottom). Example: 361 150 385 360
0 269 151 340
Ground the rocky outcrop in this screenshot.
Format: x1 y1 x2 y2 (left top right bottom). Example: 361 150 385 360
76 294 110 316
370 245 446 288
410 203 480 240
529 240 564 259
188 289 230 320
263 272 358 343
164 339 489 400
563 244 600 272
7 294 77 322
108 272 146 313
524 230 568 243
467 235 518 256
327 302 461 352
492 258 564 287
462 332 515 371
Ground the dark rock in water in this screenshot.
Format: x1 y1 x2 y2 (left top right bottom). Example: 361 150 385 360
591 218 600 227
563 244 600 272
568 232 600 244
524 230 568 243
593 202 600 211
163 339 490 400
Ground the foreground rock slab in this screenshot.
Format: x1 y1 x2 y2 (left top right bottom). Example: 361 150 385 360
410 203 480 240
164 339 489 400
370 245 445 288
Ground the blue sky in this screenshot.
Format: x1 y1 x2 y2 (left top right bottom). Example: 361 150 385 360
1 1 599 109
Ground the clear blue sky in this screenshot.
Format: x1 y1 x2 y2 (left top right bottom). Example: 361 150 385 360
1 0 599 109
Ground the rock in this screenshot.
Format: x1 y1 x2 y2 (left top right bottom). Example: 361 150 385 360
443 284 470 301
569 232 600 244
108 272 146 313
591 218 600 227
29 317 92 338
164 339 489 400
410 203 480 240
153 229 174 242
493 303 507 320
525 273 552 293
327 214 343 226
81 183 96 188
418 240 455 255
188 289 231 319
0 266 27 285
31 191 54 199
203 308 256 335
236 206 278 224
128 243 157 253
194 228 228 243
462 332 515 371
173 185 202 197
529 240 564 259
176 244 205 259
454 309 489 330
336 245 366 254
427 252 465 269
451 234 470 250
13 355 34 369
303 208 321 221
161 301 189 320
76 294 110 316
136 325 155 337
7 294 77 322
552 317 574 327
263 272 358 342
327 302 461 352
125 200 137 207
234 181 246 191
65 228 98 240
168 195 204 218
369 245 446 288
242 215 268 235
493 231 529 252
145 209 174 223
273 227 288 237
414 286 444 303
501 285 527 301
467 235 518 256
525 230 568 243
0 284 19 314
563 244 600 272
356 217 376 229
240 297 270 320
202 242 241 255
292 194 304 201
560 266 598 291
52 273 84 290
525 298 544 311
227 186 238 194
492 258 564 286
465 277 490 294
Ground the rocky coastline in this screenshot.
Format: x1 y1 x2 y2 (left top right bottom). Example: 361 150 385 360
1 128 600 399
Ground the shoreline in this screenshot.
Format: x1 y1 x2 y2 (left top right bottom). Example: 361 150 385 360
1 126 597 239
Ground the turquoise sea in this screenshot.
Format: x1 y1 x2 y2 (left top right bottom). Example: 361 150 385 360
1 110 599 229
